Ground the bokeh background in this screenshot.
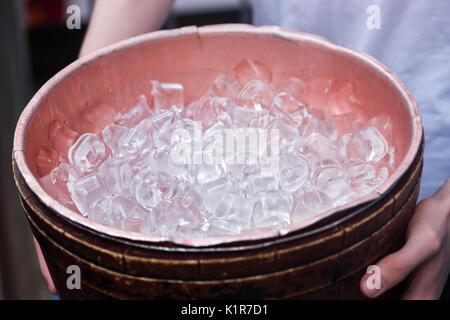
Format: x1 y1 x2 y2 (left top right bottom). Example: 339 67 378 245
0 0 252 300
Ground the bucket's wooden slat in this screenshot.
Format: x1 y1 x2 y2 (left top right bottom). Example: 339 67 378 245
342 197 394 247
19 189 127 274
124 249 200 280
391 139 424 211
28 169 421 299
274 227 344 270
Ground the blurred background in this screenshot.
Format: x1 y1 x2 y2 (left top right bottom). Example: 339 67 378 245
0 0 252 300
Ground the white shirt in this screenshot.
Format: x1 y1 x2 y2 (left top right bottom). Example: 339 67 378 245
253 0 450 200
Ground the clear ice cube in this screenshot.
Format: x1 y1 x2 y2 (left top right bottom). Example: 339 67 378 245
115 95 152 127
292 191 333 224
67 172 109 215
237 80 275 111
252 190 292 229
208 75 242 98
130 170 175 209
312 159 345 190
118 127 149 159
68 133 110 174
278 153 309 192
348 127 388 163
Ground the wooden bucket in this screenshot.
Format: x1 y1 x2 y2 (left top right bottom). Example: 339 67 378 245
12 24 423 299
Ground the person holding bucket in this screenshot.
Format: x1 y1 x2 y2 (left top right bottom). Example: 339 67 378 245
35 0 450 299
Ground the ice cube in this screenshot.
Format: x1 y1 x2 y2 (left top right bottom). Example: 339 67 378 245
39 163 74 209
121 218 146 233
152 148 187 179
151 109 175 130
97 159 135 194
312 159 345 190
130 170 175 209
201 96 236 127
278 153 309 192
232 106 260 127
344 159 376 186
252 190 292 229
182 100 202 121
118 127 149 159
87 197 112 226
67 172 109 215
111 193 148 222
149 200 173 235
271 91 307 116
115 95 152 127
322 177 358 206
332 111 367 136
167 195 203 234
191 164 224 185
344 159 388 196
237 80 275 111
101 124 128 156
68 133 110 174
208 75 242 98
300 134 339 161
299 116 338 140
233 59 272 84
201 177 233 213
348 127 388 163
292 191 333 224
270 117 299 152
247 174 279 195
368 114 394 142
214 194 252 227
207 217 243 235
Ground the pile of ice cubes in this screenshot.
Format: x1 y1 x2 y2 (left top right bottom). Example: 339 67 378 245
38 59 395 238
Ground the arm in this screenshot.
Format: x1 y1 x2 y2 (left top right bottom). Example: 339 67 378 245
35 0 174 295
79 0 174 57
361 178 450 299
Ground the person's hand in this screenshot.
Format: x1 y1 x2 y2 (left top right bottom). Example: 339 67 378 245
33 238 57 295
360 178 450 299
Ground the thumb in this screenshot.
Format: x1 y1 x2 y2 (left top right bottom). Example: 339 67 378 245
33 238 57 295
360 226 439 298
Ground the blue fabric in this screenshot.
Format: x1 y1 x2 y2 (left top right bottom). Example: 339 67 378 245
253 0 450 200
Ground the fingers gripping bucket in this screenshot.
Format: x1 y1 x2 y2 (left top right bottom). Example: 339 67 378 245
13 24 423 299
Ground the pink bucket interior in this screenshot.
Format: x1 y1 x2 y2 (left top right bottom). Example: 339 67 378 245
15 25 421 245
